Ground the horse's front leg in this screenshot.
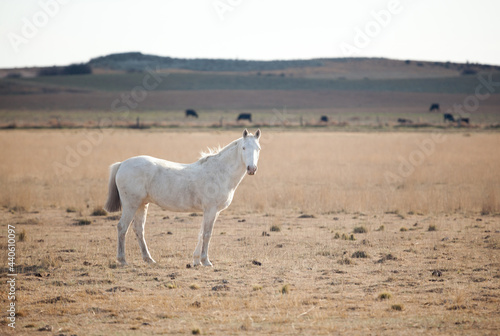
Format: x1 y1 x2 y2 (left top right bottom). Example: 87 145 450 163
193 208 219 267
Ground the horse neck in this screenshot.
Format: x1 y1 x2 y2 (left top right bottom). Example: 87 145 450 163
209 140 246 186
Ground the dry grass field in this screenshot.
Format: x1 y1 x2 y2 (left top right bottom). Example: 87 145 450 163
0 129 499 335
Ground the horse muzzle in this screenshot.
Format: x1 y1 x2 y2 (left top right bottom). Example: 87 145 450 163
247 166 257 175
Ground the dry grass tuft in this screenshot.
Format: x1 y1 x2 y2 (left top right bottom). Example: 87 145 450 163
352 251 368 258
252 284 263 291
281 284 290 294
378 292 392 300
353 226 367 233
91 207 107 216
165 282 177 289
338 257 353 265
391 304 404 311
270 224 281 232
75 218 91 226
428 224 437 232
18 229 27 242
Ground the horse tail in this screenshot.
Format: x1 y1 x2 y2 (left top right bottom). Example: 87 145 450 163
104 162 122 212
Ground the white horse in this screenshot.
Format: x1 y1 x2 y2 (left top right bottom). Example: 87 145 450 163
104 129 261 266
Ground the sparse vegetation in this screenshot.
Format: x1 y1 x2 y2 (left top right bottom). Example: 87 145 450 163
252 285 263 291
400 227 408 232
376 225 385 231
189 283 200 290
281 284 290 294
428 224 437 232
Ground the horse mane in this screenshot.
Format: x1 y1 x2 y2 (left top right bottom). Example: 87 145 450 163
199 138 241 162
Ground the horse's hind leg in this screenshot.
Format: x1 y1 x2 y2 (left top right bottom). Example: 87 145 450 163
117 205 136 265
132 203 155 264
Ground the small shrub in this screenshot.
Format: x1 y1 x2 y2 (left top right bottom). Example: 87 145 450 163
378 292 392 300
376 225 385 231
192 328 201 335
353 226 367 234
341 233 348 240
66 207 78 213
428 224 437 232
351 251 368 258
270 225 281 232
189 283 200 290
391 304 403 311
317 251 331 257
349 234 356 241
334 232 340 239
91 208 107 216
252 284 263 291
400 227 408 232
281 284 290 294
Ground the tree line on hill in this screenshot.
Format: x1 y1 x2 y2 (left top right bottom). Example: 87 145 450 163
38 63 92 76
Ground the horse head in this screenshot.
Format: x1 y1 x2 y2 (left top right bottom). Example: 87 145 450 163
241 129 261 175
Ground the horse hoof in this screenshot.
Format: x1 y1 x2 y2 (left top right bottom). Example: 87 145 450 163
202 260 213 267
118 260 128 266
144 258 156 264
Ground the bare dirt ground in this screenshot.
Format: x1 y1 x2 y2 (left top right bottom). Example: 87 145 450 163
0 130 499 335
1 208 499 335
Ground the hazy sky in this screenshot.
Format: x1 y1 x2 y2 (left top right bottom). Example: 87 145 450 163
1 0 499 68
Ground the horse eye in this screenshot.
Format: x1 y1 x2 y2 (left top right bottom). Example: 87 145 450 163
242 147 246 150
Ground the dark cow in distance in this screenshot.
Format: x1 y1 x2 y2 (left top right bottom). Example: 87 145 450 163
320 116 329 123
458 118 470 125
429 103 440 112
443 113 455 122
397 118 413 124
185 109 198 118
237 113 252 122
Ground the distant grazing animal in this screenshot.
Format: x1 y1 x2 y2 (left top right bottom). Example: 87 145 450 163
430 103 440 112
458 118 470 125
397 118 413 124
237 113 252 122
320 116 329 123
104 129 262 267
443 113 455 122
185 109 198 118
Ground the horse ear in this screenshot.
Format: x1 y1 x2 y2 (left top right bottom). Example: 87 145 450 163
255 129 261 140
243 129 249 138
